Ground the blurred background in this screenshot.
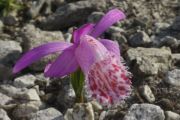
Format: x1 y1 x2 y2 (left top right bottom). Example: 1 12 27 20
0 0 180 120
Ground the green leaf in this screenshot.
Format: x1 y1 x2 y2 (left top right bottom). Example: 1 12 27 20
70 69 85 103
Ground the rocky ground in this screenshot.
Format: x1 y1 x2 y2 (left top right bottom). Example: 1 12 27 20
0 0 180 120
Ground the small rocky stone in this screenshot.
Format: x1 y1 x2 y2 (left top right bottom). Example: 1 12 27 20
27 107 63 120
0 64 12 81
3 15 17 26
157 98 174 110
12 101 44 119
140 85 155 103
128 31 152 47
172 54 180 66
0 109 11 120
52 0 66 8
87 12 104 23
0 40 22 65
171 16 180 31
99 109 125 120
27 0 51 18
64 108 73 120
111 33 127 44
64 103 94 120
99 111 106 120
161 0 180 7
154 22 170 33
108 26 125 34
126 47 172 76
165 69 180 87
40 0 106 30
0 92 13 107
90 100 103 111
159 36 178 48
14 74 36 88
0 85 27 98
107 26 127 44
0 85 40 101
123 104 165 120
64 33 72 43
20 24 64 71
35 73 50 88
0 20 3 32
165 111 180 120
22 88 41 101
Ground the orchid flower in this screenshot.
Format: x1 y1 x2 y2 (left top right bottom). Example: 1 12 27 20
13 9 131 106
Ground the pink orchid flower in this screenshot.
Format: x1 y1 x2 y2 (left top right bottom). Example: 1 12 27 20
13 9 131 106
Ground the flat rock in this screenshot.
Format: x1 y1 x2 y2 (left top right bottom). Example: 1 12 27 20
126 47 172 76
14 74 36 88
20 24 64 71
40 0 106 30
123 104 165 120
0 109 11 120
165 69 180 87
27 107 63 120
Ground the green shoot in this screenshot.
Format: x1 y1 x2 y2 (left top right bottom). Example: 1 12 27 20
70 69 85 103
0 0 24 16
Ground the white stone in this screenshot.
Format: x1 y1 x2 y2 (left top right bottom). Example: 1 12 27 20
22 89 40 101
0 92 13 106
90 100 103 111
64 109 73 120
0 40 22 64
140 85 155 102
165 111 180 120
123 104 165 120
0 109 11 120
0 85 27 98
14 74 36 88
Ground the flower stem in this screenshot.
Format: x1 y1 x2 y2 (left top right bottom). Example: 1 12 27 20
70 69 85 103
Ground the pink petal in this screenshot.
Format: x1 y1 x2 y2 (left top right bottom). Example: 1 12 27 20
100 39 120 58
73 23 94 44
75 35 108 74
44 45 79 77
90 9 126 38
13 42 72 73
86 53 131 106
